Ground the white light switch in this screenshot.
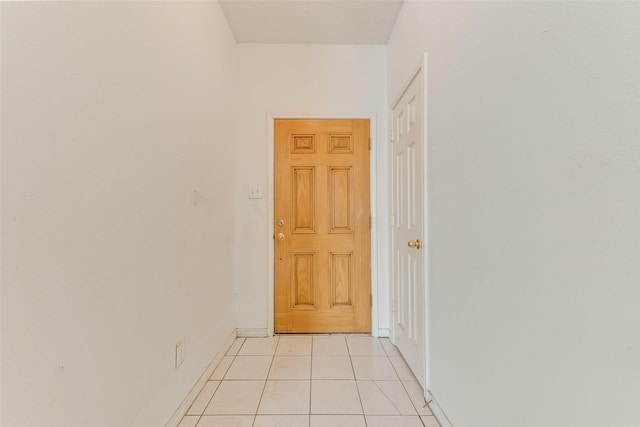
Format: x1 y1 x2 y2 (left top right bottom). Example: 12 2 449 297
248 185 263 199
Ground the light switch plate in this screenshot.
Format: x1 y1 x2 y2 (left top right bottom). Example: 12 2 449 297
248 185 263 199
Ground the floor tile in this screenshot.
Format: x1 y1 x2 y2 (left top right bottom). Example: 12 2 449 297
225 356 273 380
389 356 416 381
196 415 254 427
177 416 199 427
254 415 309 427
421 415 441 427
379 338 401 357
187 380 221 415
357 381 416 415
402 380 433 415
312 336 348 355
311 355 354 379
310 415 366 427
238 337 280 355
351 356 398 380
269 356 311 379
364 415 424 427
227 338 246 356
276 336 312 355
346 337 386 356
204 381 265 415
258 380 310 414
210 356 235 380
310 380 362 414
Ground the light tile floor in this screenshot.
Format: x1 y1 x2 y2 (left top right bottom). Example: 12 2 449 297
179 335 440 427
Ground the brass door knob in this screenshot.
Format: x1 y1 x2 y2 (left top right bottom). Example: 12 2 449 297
277 233 285 241
408 239 422 250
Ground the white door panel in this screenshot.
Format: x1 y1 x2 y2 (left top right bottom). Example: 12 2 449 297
391 65 425 387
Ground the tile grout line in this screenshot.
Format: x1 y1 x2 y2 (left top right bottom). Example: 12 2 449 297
377 339 407 415
385 353 425 418
251 336 279 427
200 337 243 424
346 335 369 427
399 377 430 420
193 381 222 426
212 338 247 425
382 339 437 422
190 337 245 426
371 379 404 415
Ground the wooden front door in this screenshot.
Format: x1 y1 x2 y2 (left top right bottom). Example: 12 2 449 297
274 119 371 333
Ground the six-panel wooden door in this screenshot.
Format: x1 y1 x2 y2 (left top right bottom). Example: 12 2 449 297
274 119 371 333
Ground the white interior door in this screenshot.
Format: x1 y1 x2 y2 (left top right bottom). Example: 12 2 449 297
391 65 426 387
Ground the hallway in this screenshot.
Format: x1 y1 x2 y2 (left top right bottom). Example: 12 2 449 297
3 2 639 426
178 336 439 427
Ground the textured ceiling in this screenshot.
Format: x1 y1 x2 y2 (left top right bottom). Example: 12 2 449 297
219 0 404 44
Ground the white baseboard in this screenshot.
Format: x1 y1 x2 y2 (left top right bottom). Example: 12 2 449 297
237 328 269 337
426 390 454 427
377 328 390 338
165 330 237 427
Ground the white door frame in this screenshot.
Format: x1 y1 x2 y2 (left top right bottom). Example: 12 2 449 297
390 53 430 390
266 114 381 337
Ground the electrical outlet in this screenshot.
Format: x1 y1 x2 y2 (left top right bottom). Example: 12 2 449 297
175 340 185 368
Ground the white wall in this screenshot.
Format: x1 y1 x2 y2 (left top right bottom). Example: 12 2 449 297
0 2 238 426
388 2 640 427
233 44 390 335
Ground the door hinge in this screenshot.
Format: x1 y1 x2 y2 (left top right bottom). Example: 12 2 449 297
369 137 371 150
369 215 372 229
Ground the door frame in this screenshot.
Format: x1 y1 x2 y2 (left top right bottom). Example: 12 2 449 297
390 53 430 390
266 114 381 337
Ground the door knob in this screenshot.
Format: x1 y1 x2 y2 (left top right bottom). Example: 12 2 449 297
277 233 285 241
408 239 422 250
277 219 285 227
